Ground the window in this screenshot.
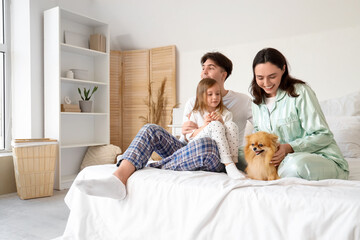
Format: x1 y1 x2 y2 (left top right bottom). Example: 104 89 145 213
0 0 10 151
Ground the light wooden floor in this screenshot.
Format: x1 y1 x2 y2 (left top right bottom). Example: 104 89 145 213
0 189 69 240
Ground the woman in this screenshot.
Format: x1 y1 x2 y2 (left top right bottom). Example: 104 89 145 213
250 47 348 180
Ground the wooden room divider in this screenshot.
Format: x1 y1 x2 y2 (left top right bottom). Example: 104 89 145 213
110 45 177 152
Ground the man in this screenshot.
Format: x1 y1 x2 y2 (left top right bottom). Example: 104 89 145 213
182 52 252 147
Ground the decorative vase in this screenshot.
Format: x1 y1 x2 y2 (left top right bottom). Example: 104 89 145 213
79 100 93 112
66 70 74 79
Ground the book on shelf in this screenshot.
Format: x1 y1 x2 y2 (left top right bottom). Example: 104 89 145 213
62 109 81 113
90 34 106 52
61 104 81 112
62 104 79 109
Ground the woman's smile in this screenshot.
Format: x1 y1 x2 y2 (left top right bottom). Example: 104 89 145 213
254 62 285 97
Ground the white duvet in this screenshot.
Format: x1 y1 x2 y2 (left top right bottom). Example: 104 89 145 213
61 160 360 240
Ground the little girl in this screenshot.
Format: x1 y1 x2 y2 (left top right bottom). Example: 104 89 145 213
185 78 245 179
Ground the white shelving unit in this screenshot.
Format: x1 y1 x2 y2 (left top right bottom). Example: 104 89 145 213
44 7 110 190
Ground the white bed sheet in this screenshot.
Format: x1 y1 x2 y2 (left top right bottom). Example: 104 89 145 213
62 162 360 240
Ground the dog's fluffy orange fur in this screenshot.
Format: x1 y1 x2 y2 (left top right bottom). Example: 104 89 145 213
244 131 280 181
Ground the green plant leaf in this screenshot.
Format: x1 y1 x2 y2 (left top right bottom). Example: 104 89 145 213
78 86 98 101
84 88 89 100
88 86 98 100
78 88 84 100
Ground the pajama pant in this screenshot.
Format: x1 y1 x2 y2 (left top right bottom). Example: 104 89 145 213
190 121 239 165
277 152 349 180
237 148 349 180
117 124 225 172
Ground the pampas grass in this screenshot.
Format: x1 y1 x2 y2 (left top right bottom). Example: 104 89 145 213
140 78 167 125
139 77 179 160
139 78 168 161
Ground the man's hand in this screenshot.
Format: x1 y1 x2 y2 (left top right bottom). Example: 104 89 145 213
182 121 198 135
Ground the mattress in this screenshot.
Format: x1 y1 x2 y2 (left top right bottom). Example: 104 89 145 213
62 160 360 240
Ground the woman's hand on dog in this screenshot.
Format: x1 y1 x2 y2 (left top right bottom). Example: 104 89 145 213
271 144 294 166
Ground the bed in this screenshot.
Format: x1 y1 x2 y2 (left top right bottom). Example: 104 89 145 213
60 91 360 240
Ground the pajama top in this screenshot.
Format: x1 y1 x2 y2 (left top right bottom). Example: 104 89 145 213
252 83 349 173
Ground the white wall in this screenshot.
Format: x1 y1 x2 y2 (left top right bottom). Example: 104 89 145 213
178 26 360 107
11 0 32 139
11 0 55 139
11 0 92 139
11 0 360 139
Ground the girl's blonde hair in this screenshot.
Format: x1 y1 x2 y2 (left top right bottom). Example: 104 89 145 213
192 78 226 115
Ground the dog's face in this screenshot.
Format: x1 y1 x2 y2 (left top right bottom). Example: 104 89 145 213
245 131 278 158
244 131 280 180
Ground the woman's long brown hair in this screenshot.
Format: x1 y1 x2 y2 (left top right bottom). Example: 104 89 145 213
250 48 306 105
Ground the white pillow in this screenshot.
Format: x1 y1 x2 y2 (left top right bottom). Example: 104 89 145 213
326 116 360 158
320 91 360 116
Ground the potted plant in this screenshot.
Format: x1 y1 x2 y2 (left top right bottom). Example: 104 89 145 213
78 86 98 112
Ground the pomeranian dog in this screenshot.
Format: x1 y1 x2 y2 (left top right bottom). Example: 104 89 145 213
244 131 280 181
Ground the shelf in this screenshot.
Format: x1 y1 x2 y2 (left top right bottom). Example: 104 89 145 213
62 174 78 182
61 112 108 116
61 174 78 189
45 7 109 190
61 9 106 27
61 43 108 56
61 77 108 86
61 142 108 149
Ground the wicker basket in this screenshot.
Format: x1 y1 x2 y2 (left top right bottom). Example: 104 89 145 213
12 138 58 200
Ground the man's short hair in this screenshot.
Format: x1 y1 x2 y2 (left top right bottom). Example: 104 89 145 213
201 52 233 80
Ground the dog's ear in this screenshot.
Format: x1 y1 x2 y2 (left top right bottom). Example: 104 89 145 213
270 133 278 141
270 134 278 144
245 134 252 145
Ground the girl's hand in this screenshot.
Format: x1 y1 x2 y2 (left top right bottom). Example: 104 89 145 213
192 115 211 138
271 143 294 167
204 114 213 125
209 111 224 124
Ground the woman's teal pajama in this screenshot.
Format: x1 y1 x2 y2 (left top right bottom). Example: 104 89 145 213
278 152 348 180
249 84 349 180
